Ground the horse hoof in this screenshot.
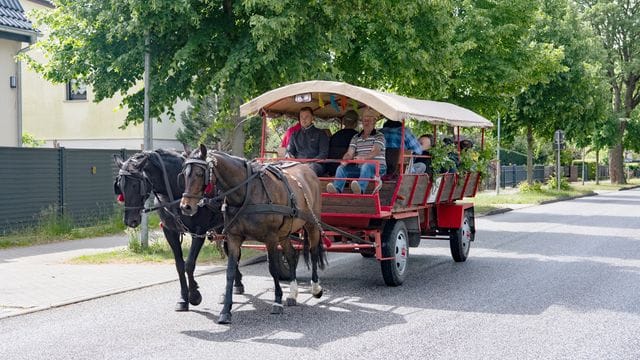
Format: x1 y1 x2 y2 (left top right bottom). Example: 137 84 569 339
271 303 284 314
175 301 189 312
286 298 297 307
233 285 245 295
218 313 232 324
312 289 323 299
189 290 202 306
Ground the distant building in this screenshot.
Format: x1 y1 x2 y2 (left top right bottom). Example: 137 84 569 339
0 0 37 146
3 0 185 150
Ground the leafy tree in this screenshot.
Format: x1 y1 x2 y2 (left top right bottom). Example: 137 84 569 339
28 0 589 161
505 0 610 183
578 0 640 183
176 95 219 150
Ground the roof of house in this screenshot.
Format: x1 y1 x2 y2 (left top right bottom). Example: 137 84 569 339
0 0 34 31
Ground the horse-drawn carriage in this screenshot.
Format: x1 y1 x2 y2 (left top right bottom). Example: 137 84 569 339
239 80 493 286
116 80 492 323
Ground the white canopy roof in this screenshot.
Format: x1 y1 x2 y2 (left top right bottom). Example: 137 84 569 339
239 80 493 128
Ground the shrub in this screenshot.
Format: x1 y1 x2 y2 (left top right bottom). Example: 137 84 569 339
518 181 543 193
547 175 571 191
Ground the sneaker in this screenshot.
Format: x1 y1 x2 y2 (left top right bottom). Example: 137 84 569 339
372 178 383 194
326 183 338 193
350 181 362 194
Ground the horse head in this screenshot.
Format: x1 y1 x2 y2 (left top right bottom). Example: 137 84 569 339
113 153 152 227
180 144 213 216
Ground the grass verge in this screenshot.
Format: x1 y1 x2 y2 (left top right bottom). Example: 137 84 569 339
0 207 160 249
69 232 263 265
472 178 640 215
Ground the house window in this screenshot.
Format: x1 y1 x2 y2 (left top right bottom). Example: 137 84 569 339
67 79 87 100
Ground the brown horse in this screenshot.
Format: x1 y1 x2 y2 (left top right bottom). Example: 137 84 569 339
180 144 327 324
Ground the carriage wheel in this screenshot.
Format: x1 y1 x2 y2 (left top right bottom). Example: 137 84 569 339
449 209 474 262
273 248 299 281
380 220 409 286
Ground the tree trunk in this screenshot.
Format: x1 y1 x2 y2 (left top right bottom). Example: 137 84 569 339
609 120 627 184
595 149 600 185
526 125 534 184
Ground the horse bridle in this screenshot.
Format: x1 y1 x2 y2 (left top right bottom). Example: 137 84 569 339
181 158 214 200
115 168 152 211
116 151 180 212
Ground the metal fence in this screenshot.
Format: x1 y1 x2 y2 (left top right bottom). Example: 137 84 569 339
0 146 136 234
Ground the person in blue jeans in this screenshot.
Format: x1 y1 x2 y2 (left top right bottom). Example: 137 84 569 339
326 108 387 194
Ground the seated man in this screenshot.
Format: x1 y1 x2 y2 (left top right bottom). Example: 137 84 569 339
379 119 423 174
413 134 433 175
326 108 386 194
287 106 329 176
326 110 359 176
277 120 301 157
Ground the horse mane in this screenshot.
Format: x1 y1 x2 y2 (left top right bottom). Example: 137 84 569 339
146 149 184 174
124 149 184 174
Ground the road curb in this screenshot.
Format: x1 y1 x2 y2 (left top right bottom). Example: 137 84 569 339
538 191 597 205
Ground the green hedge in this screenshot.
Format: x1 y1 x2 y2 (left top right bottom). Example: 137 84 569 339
572 160 597 179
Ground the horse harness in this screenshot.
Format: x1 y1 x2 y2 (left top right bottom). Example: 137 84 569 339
185 155 323 236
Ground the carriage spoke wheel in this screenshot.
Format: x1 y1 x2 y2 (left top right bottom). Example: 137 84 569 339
449 209 474 262
380 220 409 286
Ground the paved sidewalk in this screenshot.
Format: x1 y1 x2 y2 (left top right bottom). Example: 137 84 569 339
0 235 226 319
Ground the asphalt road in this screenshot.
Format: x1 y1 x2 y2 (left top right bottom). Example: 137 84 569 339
1 189 639 360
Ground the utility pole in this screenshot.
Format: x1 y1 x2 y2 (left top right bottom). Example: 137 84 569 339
496 112 501 195
140 32 152 249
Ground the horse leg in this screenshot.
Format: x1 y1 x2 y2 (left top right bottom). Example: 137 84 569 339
185 234 205 306
164 228 189 311
281 239 299 306
218 238 241 324
217 242 245 304
306 225 324 299
233 248 245 295
266 242 285 315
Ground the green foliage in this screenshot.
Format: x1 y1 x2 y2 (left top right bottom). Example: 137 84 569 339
38 206 74 237
0 206 127 248
572 160 597 179
458 145 493 177
547 174 572 190
176 95 220 150
21 133 44 147
518 180 543 193
430 142 457 174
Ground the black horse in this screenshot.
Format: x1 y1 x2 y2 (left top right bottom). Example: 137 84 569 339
113 149 245 311
180 145 327 324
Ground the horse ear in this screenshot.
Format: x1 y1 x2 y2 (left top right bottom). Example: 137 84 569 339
113 155 124 168
183 143 191 155
199 144 207 159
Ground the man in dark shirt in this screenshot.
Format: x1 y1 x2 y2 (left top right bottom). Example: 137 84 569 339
287 107 329 176
326 110 359 176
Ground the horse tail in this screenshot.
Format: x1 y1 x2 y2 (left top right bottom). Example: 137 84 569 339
302 226 328 270
303 229 311 269
316 233 327 270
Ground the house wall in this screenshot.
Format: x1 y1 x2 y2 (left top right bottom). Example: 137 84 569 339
20 0 185 150
0 38 20 147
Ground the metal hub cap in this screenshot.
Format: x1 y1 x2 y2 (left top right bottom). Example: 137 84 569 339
461 216 471 250
395 232 408 274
